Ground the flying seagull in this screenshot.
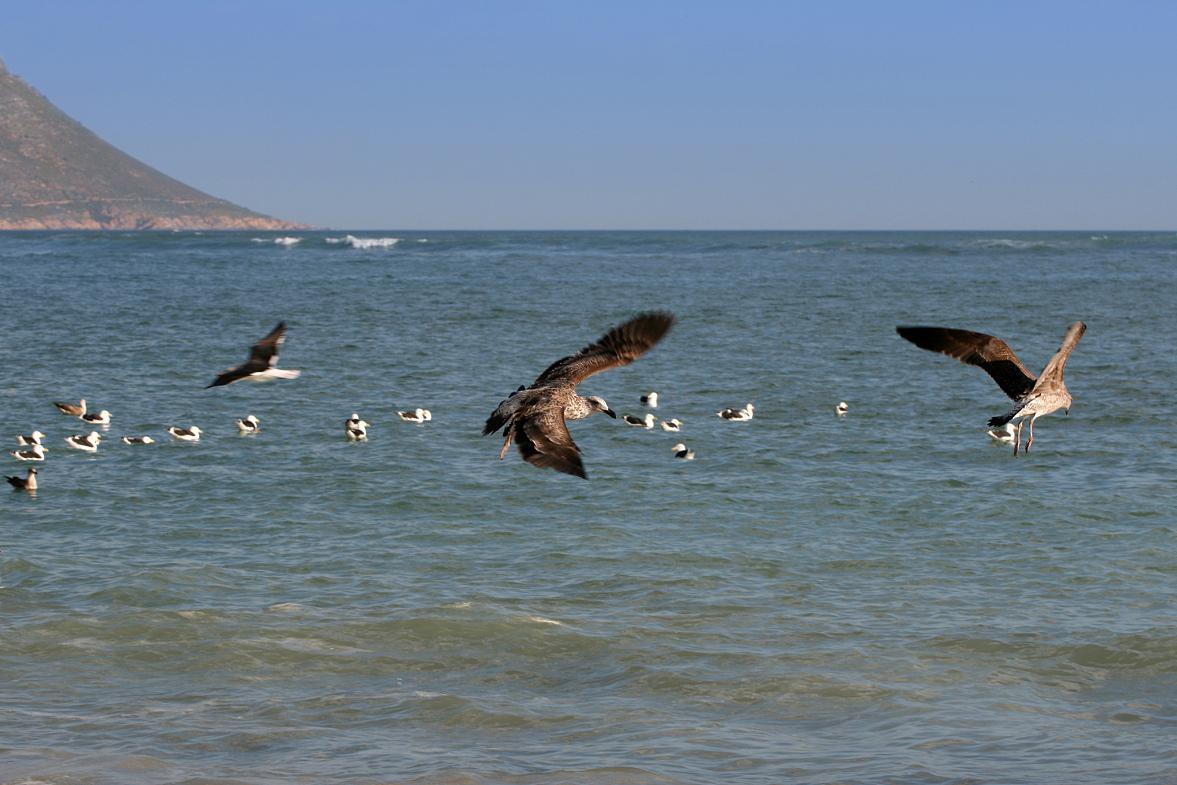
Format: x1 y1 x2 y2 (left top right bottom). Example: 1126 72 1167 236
896 321 1086 455
483 311 676 479
207 322 301 388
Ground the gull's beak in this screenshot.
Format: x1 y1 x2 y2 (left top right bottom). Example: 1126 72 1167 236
604 408 617 419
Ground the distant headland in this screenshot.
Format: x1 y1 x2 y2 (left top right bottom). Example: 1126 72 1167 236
0 56 305 231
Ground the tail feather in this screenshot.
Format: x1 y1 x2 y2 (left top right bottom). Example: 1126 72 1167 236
988 400 1026 428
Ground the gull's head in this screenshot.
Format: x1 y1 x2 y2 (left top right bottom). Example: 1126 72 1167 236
190 426 203 435
587 396 616 418
31 430 44 440
671 443 686 453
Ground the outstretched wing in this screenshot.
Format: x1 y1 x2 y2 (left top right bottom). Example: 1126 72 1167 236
534 312 675 387
514 409 587 479
249 322 287 367
896 325 1037 400
206 322 287 388
1036 321 1086 388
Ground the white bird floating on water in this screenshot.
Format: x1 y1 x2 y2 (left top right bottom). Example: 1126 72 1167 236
65 431 102 452
835 401 849 416
167 426 202 442
640 392 659 408
623 413 657 429
16 430 45 446
345 414 370 441
122 436 156 445
11 444 46 462
397 408 432 423
236 415 261 434
987 423 1016 444
717 403 755 421
671 442 695 460
80 409 111 425
660 418 683 432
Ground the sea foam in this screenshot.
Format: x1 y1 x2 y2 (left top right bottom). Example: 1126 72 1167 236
325 235 401 249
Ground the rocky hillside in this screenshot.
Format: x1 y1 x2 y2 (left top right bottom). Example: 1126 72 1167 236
0 56 304 230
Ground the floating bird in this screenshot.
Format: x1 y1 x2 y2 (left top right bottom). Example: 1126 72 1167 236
671 442 695 460
484 311 675 478
987 423 1016 444
345 414 370 441
660 418 683 432
397 408 432 423
11 444 46 462
167 426 202 442
717 403 755 421
6 467 37 491
65 432 101 452
80 409 111 425
835 401 849 416
623 413 657 429
16 430 45 446
206 322 301 387
54 398 86 416
641 392 659 408
236 415 261 434
896 321 1086 456
122 436 156 445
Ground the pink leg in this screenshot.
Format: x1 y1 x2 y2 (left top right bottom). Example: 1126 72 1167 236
1026 416 1036 453
499 424 514 459
1013 421 1023 457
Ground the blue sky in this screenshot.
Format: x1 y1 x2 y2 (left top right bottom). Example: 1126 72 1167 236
3 1 1174 229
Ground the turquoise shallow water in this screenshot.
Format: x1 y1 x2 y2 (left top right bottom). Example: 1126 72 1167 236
1 231 1176 784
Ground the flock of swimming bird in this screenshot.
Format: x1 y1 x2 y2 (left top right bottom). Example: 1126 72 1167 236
6 313 1086 491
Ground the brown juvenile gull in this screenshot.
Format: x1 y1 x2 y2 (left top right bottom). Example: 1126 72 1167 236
483 311 676 479
6 467 38 492
54 398 86 416
207 322 301 388
896 321 1086 456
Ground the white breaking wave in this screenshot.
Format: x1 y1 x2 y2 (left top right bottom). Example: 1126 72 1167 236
251 237 302 246
325 235 401 249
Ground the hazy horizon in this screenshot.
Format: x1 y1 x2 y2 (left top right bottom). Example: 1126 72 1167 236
3 1 1175 231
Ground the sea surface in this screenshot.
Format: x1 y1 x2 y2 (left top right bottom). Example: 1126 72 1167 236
1 231 1176 785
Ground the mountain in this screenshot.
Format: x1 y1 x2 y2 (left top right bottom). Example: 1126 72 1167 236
0 56 304 231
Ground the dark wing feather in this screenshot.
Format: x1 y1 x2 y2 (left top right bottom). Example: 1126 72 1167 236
249 322 287 367
534 312 675 387
514 410 587 479
896 326 1037 400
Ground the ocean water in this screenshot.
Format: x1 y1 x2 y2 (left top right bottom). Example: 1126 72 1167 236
1 230 1175 785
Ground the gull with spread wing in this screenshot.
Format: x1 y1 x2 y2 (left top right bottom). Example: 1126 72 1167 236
897 321 1086 456
484 312 675 478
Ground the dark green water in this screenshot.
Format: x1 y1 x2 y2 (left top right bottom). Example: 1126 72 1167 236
1 231 1175 784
